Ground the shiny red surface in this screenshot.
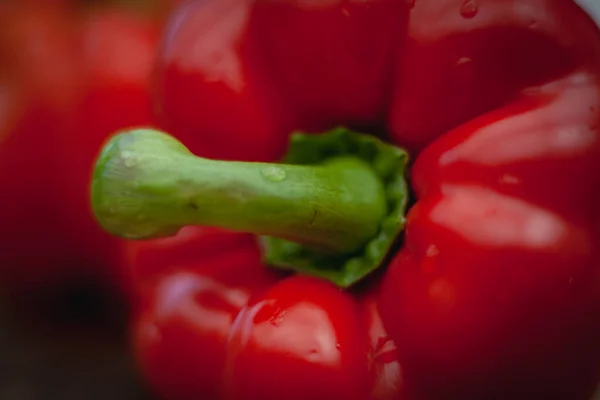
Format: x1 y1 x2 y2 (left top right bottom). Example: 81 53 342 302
130 228 279 399
223 276 370 400
129 228 402 399
136 0 600 399
380 1 600 398
154 0 407 161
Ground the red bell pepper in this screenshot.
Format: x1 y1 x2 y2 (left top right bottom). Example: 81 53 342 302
91 0 600 399
125 227 402 400
0 2 163 293
96 127 407 399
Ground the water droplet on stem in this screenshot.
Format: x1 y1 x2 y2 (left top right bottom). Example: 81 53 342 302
261 166 287 182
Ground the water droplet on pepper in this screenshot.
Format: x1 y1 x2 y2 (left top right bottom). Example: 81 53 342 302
460 0 478 18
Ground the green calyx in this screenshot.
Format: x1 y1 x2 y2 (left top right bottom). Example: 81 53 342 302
91 127 409 287
261 128 408 287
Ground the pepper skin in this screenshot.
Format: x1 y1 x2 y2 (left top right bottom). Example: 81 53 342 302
126 227 403 400
94 0 600 399
153 0 407 162
379 0 600 399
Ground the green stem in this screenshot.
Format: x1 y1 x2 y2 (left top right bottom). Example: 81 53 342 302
92 129 388 254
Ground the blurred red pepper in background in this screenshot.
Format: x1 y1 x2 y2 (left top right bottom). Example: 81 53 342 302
0 3 85 292
0 0 172 296
60 4 162 295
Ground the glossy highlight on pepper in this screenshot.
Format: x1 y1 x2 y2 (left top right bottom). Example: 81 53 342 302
93 0 600 399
